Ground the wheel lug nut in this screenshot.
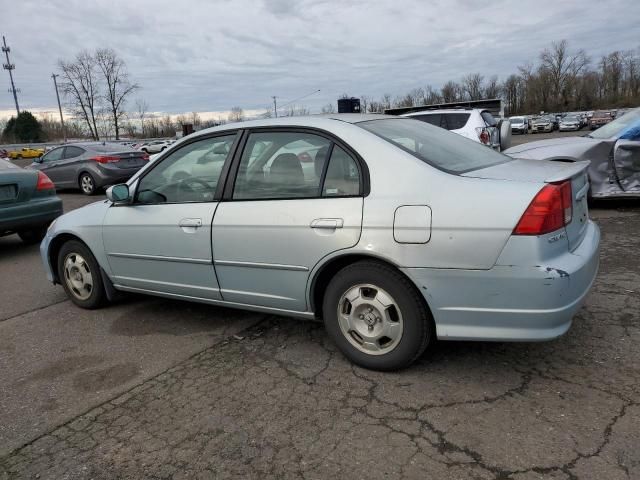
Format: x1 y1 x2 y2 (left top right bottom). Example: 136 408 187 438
359 314 364 319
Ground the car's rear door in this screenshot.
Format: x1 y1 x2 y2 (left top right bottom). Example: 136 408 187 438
211 129 364 312
102 132 239 299
55 146 86 186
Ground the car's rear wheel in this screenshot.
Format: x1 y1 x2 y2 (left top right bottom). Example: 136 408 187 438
322 261 433 371
18 227 47 244
79 173 96 195
57 240 106 309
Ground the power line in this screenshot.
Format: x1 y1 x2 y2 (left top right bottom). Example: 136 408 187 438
277 89 321 111
2 36 20 116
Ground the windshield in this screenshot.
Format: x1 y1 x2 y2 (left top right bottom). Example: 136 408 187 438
357 118 511 174
588 108 640 140
510 118 524 124
563 116 578 122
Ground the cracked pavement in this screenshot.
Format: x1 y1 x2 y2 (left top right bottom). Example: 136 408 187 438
1 195 639 479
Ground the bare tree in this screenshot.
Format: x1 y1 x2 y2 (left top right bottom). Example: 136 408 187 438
484 75 501 98
95 48 139 140
190 111 202 128
321 103 335 114
540 40 589 109
462 73 484 100
228 107 244 122
58 51 101 139
135 99 148 137
441 81 461 103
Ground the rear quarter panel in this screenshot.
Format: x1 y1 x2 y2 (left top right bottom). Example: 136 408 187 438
319 123 542 270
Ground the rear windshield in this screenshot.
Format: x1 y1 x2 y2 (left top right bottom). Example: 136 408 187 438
411 113 470 131
358 118 511 174
88 143 133 153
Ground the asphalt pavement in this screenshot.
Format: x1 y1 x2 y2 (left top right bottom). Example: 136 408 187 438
1 136 639 479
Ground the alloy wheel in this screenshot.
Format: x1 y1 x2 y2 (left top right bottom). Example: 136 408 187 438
337 284 403 355
81 175 94 194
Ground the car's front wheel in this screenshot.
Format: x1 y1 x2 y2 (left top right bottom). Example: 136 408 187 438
79 173 96 195
323 261 433 371
57 240 106 309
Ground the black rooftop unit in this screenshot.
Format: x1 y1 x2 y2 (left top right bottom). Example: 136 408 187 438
338 97 361 113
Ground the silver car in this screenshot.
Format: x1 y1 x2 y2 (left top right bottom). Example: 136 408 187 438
40 114 600 370
505 107 640 198
29 142 149 195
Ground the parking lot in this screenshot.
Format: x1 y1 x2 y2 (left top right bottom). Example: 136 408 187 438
1 132 639 479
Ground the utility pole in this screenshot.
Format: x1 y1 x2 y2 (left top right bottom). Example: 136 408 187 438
2 36 20 116
51 73 66 142
272 96 278 118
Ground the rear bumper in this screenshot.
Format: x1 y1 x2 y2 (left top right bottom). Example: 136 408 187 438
402 221 600 341
94 164 144 187
0 196 63 234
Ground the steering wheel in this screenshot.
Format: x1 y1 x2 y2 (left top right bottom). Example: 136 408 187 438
177 177 212 201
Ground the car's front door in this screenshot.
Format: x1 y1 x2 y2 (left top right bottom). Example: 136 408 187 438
34 147 65 184
212 130 364 312
614 132 640 192
102 132 239 299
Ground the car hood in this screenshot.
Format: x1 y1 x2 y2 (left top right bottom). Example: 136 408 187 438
461 158 589 183
503 136 605 159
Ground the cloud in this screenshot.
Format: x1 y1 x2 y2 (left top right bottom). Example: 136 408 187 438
1 0 639 120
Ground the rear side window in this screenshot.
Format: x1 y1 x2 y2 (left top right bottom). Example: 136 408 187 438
358 118 510 174
481 111 497 127
64 146 84 159
412 114 442 127
442 113 470 130
411 113 469 131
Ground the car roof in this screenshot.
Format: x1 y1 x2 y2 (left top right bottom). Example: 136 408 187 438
403 109 478 116
189 113 396 137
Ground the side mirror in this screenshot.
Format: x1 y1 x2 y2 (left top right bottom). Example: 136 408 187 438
106 184 130 204
33 156 43 163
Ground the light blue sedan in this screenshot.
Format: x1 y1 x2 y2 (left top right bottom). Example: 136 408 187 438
40 114 600 370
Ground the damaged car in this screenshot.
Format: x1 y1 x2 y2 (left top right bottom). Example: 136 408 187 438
504 107 640 199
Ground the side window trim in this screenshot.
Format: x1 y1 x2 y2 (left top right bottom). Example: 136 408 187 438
221 126 369 201
132 130 242 204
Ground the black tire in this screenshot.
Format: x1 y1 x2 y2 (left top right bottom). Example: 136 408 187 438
322 261 433 371
79 172 97 195
57 240 106 309
18 227 47 244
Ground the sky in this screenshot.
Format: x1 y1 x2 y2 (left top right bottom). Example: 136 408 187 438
2 0 640 121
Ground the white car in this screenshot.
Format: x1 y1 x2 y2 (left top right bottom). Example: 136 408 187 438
559 115 582 132
401 109 511 151
139 140 172 154
509 116 528 134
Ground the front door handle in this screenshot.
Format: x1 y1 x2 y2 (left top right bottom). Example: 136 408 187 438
179 218 202 232
310 218 344 229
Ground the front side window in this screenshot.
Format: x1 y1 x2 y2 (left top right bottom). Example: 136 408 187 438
136 134 236 204
42 148 64 162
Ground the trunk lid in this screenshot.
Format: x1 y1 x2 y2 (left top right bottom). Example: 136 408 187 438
0 160 37 205
100 151 148 169
462 158 590 251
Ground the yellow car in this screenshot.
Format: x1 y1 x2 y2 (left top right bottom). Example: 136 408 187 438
8 147 45 159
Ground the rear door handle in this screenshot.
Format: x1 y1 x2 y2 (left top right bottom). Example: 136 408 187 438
179 218 202 229
310 218 344 229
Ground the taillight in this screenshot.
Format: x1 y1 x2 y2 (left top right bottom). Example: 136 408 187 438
91 156 120 164
477 128 490 145
513 181 573 235
141 153 150 161
36 171 55 191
